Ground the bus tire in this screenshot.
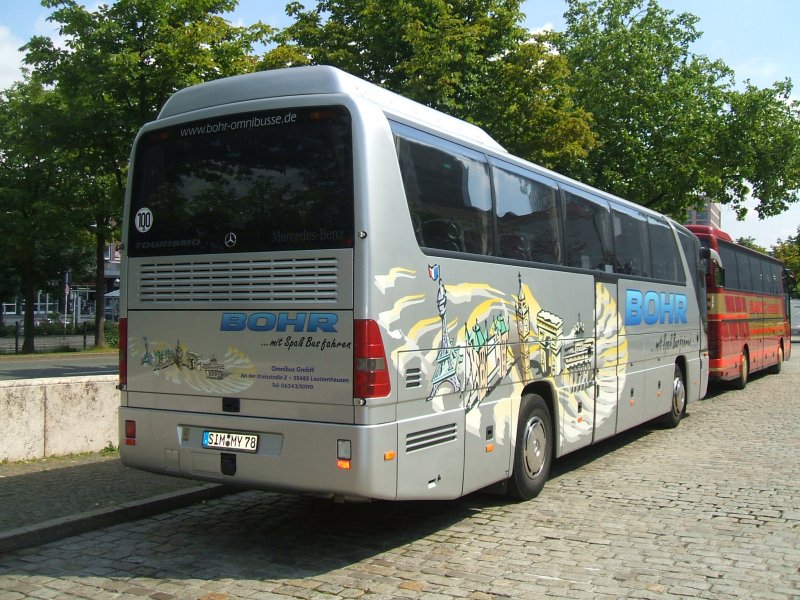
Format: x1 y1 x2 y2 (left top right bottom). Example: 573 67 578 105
660 364 686 429
767 344 783 375
733 349 749 390
508 394 553 501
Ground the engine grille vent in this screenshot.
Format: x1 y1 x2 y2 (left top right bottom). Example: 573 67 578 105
405 368 422 389
137 256 339 304
405 423 457 453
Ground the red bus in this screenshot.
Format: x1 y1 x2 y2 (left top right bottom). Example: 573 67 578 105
687 225 791 388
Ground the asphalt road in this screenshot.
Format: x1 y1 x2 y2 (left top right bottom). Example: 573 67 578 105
0 352 118 380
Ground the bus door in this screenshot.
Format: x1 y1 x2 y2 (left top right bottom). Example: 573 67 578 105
593 277 620 444
614 280 650 433
556 274 606 456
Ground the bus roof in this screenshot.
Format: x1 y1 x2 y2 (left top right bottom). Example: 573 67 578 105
687 224 787 266
156 65 687 228
685 225 733 242
157 65 506 153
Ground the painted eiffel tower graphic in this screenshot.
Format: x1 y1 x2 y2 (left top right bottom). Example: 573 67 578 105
427 272 462 400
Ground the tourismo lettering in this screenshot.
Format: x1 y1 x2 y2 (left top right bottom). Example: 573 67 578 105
220 312 338 333
625 290 688 326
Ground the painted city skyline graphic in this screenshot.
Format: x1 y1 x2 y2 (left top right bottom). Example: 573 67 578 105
422 265 597 412
376 263 628 440
131 337 256 395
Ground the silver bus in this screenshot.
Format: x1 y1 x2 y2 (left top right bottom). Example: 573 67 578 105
119 66 709 501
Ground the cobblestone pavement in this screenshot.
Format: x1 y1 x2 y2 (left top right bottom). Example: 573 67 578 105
0 454 216 532
0 453 230 555
1 350 798 599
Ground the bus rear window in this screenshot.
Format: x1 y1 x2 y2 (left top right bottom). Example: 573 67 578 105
128 106 354 256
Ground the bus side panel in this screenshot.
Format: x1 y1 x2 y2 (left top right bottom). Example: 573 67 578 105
615 305 650 432
616 281 701 429
685 348 707 401
709 292 788 380
378 260 602 489
749 296 766 373
761 294 788 370
462 393 513 496
396 405 465 499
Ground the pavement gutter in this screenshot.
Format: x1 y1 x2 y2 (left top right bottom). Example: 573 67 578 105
0 484 236 554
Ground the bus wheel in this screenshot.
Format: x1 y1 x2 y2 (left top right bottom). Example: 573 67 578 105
508 394 553 501
768 344 783 375
660 364 686 428
733 349 749 390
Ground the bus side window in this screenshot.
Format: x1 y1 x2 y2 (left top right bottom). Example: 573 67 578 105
770 262 779 293
736 252 753 291
649 216 685 283
393 128 493 255
752 256 765 293
493 164 562 265
678 228 705 291
715 265 726 288
612 207 650 277
562 188 613 271
718 243 738 289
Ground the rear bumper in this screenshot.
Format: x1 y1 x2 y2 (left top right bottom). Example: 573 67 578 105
119 407 399 500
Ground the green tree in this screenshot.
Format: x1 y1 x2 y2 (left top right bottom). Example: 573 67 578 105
556 0 735 218
0 80 92 351
715 80 800 219
265 0 596 169
772 227 800 297
22 0 272 346
736 236 767 254
0 255 21 328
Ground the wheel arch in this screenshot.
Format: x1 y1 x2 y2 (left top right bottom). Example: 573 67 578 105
521 380 558 455
674 354 688 398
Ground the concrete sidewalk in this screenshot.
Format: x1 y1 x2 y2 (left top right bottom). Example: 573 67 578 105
0 452 234 553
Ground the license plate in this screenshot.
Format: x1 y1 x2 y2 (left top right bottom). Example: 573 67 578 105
202 430 258 453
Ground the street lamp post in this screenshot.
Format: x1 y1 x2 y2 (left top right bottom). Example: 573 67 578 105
63 271 70 336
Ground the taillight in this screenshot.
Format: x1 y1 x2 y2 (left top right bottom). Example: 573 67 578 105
118 317 128 387
353 319 390 398
124 419 136 446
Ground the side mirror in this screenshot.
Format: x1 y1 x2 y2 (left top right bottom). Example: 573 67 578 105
699 247 724 286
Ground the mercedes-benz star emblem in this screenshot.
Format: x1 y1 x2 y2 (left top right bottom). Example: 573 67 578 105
224 232 237 248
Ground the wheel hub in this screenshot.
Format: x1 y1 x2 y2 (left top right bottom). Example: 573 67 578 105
523 416 547 478
673 375 686 415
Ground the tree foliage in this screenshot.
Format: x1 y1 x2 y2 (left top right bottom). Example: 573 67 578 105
0 80 92 351
4 0 800 346
717 80 800 219
556 0 733 218
556 0 800 221
20 0 272 346
735 237 767 254
772 227 800 297
263 0 596 169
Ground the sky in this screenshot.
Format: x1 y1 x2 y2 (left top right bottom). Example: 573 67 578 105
1 0 798 248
